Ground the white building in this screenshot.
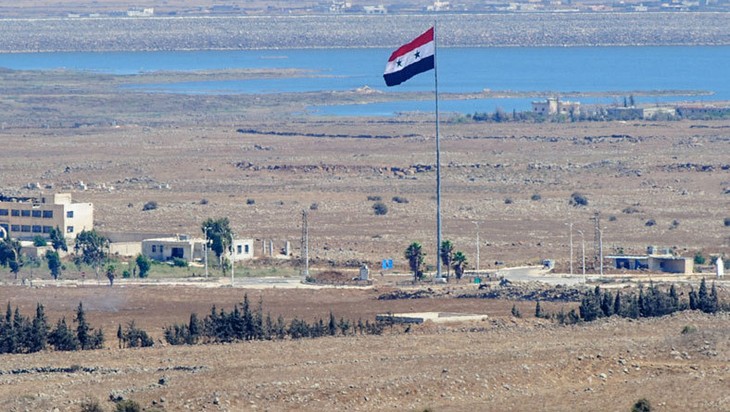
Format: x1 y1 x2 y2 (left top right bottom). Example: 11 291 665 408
141 234 254 263
0 193 93 241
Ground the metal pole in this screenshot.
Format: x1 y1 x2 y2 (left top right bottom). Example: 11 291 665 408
578 230 586 280
474 221 480 274
599 228 604 276
434 22 442 280
204 227 209 279
230 232 235 286
568 222 574 275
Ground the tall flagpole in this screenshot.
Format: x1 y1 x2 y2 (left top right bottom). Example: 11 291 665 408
434 22 442 280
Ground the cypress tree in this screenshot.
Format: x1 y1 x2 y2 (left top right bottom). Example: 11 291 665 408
29 303 49 353
75 302 90 349
698 278 709 312
328 312 337 336
614 292 622 317
601 291 614 317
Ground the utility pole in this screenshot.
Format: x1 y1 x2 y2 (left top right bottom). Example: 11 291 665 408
301 210 309 280
592 211 601 270
203 227 209 279
567 222 574 275
473 221 480 274
230 232 235 287
598 227 604 277
578 230 586 281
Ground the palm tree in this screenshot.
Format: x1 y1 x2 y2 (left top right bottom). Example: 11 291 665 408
452 251 468 281
439 240 454 280
404 242 425 282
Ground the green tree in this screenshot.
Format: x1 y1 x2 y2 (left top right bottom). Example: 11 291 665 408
694 252 706 265
632 398 652 412
74 229 109 280
439 240 454 279
49 226 68 252
106 265 116 287
29 303 49 352
452 251 467 281
404 242 425 282
47 250 62 280
48 317 79 351
32 235 47 247
135 254 151 278
201 217 233 270
0 238 23 279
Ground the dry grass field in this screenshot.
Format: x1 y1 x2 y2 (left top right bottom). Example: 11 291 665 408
1 53 729 412
0 283 728 412
2 118 729 271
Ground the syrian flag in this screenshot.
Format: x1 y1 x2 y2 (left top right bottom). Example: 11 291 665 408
383 27 435 87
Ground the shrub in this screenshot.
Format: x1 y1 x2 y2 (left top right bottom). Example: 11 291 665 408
114 400 141 412
622 206 641 214
645 219 656 227
122 270 131 279
200 198 209 205
373 202 388 215
80 399 104 412
569 192 588 207
172 257 188 267
670 219 680 229
511 304 521 318
33 235 48 246
724 217 730 227
392 196 409 204
631 398 652 412
608 215 617 222
367 195 382 201
530 193 541 201
694 252 706 265
310 202 319 210
504 198 513 204
681 325 697 335
142 201 157 211
246 198 255 205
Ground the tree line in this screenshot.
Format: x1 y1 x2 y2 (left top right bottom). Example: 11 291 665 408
164 294 385 345
533 279 722 324
0 302 103 354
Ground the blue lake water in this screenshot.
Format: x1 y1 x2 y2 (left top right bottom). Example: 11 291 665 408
0 46 727 115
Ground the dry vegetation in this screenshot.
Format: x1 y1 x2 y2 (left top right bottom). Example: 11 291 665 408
1 37 729 412
0 284 728 411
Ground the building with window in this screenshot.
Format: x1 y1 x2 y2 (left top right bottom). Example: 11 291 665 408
141 235 254 263
0 193 93 241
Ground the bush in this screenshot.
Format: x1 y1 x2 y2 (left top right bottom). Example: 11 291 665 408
114 400 141 412
392 196 409 204
622 206 641 214
373 202 388 215
310 202 319 210
504 198 513 204
681 325 697 335
367 195 382 201
80 399 104 412
631 398 652 412
724 217 730 227
530 193 541 201
569 192 588 207
200 198 209 205
694 252 706 265
246 198 255 205
142 201 157 211
172 257 188 267
608 215 617 222
33 235 48 246
645 219 656 227
122 270 131 279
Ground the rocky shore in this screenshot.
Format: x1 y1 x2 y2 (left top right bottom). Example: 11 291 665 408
0 12 729 53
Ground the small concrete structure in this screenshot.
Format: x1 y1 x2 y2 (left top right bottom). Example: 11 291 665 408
607 246 693 274
718 257 725 279
359 264 369 281
376 312 487 324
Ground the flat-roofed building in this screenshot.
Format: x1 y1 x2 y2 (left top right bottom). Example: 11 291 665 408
0 193 93 241
142 234 254 263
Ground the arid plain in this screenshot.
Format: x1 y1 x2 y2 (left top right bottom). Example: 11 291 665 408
1 26 730 411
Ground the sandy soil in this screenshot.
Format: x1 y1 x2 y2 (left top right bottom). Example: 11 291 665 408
0 283 727 411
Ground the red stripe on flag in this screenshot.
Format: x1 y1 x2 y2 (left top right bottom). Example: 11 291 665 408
387 27 434 63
